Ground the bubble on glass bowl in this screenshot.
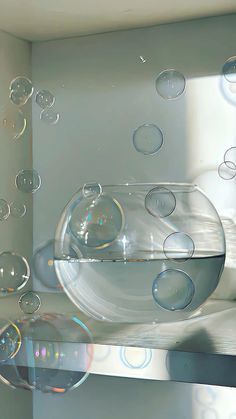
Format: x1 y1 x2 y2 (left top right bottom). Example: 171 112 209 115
40 108 60 125
2 104 27 140
222 57 236 83
152 269 195 311
82 183 102 200
10 201 26 218
69 195 124 249
133 124 163 155
0 321 21 363
19 292 41 314
36 90 55 109
15 169 41 193
9 90 30 107
156 69 186 99
10 77 34 98
224 147 236 167
145 186 176 218
0 199 10 221
120 347 152 369
0 252 30 294
218 161 236 180
163 232 195 262
33 240 62 290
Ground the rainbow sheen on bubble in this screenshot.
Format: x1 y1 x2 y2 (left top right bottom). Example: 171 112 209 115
0 322 21 363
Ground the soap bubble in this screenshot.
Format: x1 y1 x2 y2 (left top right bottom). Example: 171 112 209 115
19 292 41 314
222 57 236 83
133 124 163 155
10 201 26 218
152 269 195 311
163 232 195 261
69 194 124 249
33 240 62 290
2 104 27 140
10 77 33 98
156 69 186 99
0 252 30 294
120 347 152 369
224 147 236 167
40 109 60 125
145 186 176 218
9 90 29 107
0 321 21 363
36 90 55 109
82 183 102 199
0 199 10 221
15 169 41 193
218 161 236 180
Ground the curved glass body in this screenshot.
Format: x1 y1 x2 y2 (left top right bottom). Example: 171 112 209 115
55 183 226 323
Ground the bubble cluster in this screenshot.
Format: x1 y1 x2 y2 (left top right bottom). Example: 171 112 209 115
223 57 236 83
0 322 21 363
152 269 195 311
10 201 26 218
163 232 195 261
120 347 152 369
2 104 27 140
9 77 33 107
0 251 30 294
156 69 186 99
19 292 41 314
36 90 55 109
69 195 124 249
15 169 41 193
133 124 163 155
145 186 176 218
40 108 60 125
0 199 10 221
33 240 62 290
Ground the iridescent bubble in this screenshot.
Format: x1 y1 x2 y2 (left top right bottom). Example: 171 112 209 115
33 240 62 290
82 183 102 199
0 321 21 363
224 147 236 167
40 109 59 125
145 186 176 218
15 169 41 193
163 232 195 261
10 201 26 218
0 252 30 294
69 195 124 249
120 347 152 369
133 124 163 155
152 269 195 311
19 292 41 314
2 104 27 140
0 199 10 221
36 90 55 109
218 161 236 180
10 77 33 98
156 69 186 99
222 57 236 83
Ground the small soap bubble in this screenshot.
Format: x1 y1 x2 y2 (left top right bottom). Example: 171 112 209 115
2 104 27 140
19 292 41 314
0 199 10 221
133 124 163 155
120 347 152 369
10 77 33 98
156 69 186 99
0 252 30 294
218 161 236 180
69 195 124 249
163 232 195 261
0 322 21 362
9 90 29 107
82 183 102 199
15 169 41 193
36 90 55 109
152 269 195 311
224 147 236 167
40 109 60 125
145 186 176 218
222 57 236 83
10 201 26 218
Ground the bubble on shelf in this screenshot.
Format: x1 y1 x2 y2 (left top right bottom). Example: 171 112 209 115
156 69 186 99
133 124 163 155
120 347 152 369
2 104 27 140
163 232 195 261
10 201 26 218
33 240 62 290
224 147 236 167
152 269 195 311
15 169 41 193
0 321 21 363
10 77 34 99
0 252 30 294
218 161 236 180
40 108 60 125
82 183 102 200
69 195 124 249
145 186 176 218
19 292 41 314
222 56 236 83
0 199 10 221
36 90 55 109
